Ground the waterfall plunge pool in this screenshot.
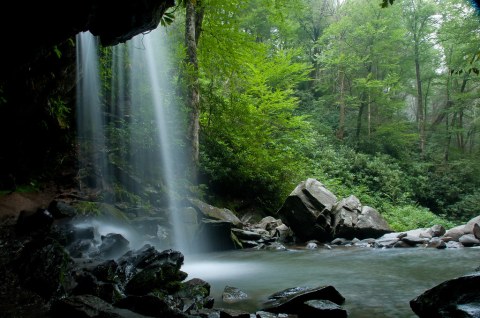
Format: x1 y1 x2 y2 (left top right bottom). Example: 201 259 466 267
182 246 479 317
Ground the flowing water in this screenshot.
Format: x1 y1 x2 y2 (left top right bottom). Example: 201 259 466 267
183 246 480 317
76 29 189 252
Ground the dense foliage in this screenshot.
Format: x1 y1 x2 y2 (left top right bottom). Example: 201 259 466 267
160 0 480 230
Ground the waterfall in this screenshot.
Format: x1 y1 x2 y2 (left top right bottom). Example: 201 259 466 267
75 29 191 254
76 32 108 191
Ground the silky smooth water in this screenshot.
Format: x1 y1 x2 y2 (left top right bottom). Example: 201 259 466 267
183 246 479 317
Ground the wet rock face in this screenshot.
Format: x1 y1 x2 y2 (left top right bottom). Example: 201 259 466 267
410 272 480 318
0 0 175 71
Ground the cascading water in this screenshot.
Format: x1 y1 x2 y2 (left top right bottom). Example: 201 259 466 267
75 28 191 255
129 30 189 252
76 32 107 191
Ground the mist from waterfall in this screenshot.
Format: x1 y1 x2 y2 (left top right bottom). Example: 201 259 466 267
75 29 191 254
128 29 189 252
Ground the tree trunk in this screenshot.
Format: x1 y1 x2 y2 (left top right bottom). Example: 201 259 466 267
356 99 366 142
336 68 345 140
185 0 202 183
414 39 425 157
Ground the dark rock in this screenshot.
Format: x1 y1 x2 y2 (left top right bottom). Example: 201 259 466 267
94 233 130 258
255 312 298 318
15 237 75 299
232 229 263 241
68 239 96 258
116 246 184 291
1 0 175 71
276 179 337 242
50 294 154 318
216 308 251 318
331 238 348 245
426 237 447 249
273 224 295 243
119 245 184 270
393 240 414 248
401 235 428 246
193 308 222 318
91 259 120 282
374 237 399 248
188 198 243 226
354 238 376 247
261 285 345 314
410 272 480 318
194 219 239 252
255 216 283 232
125 265 187 295
48 200 78 219
302 299 348 318
16 208 54 235
175 278 213 311
115 294 187 317
222 286 249 303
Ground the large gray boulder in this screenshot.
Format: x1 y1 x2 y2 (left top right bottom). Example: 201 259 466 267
332 197 391 239
276 179 391 242
188 198 242 227
276 179 337 242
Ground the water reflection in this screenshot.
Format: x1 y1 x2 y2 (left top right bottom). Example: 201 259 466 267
183 247 479 317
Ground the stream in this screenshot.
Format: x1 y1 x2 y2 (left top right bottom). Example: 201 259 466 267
182 246 479 317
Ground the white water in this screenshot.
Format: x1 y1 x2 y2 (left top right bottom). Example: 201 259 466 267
76 32 107 190
130 29 189 252
76 29 190 254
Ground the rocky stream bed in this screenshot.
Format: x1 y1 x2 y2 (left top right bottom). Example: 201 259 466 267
0 178 479 317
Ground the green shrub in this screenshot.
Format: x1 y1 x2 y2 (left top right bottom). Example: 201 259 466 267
381 204 457 232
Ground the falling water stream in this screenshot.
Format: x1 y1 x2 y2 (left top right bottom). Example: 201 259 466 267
76 29 190 253
76 30 479 318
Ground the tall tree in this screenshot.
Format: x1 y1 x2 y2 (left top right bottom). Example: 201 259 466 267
184 0 204 181
400 0 437 157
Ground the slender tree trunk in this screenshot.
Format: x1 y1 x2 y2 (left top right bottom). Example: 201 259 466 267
367 91 372 139
336 68 345 140
414 39 425 157
356 99 366 142
185 0 203 183
444 73 452 162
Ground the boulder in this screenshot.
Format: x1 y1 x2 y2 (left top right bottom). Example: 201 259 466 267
50 294 153 318
302 299 348 318
261 285 345 315
188 198 242 227
334 205 392 240
276 179 337 242
443 225 466 241
465 216 480 236
410 273 480 318
222 286 249 303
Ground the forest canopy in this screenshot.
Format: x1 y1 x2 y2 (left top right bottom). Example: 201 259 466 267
156 0 480 230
